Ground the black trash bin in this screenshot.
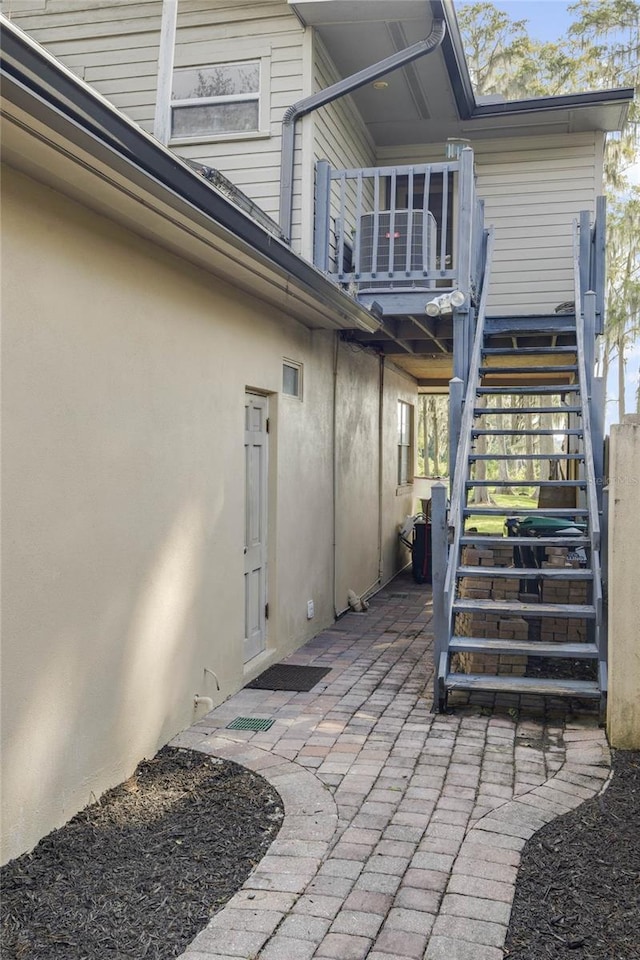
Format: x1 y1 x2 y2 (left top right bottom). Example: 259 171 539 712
412 519 432 584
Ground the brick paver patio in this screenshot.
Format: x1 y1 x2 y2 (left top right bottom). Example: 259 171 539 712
171 572 610 960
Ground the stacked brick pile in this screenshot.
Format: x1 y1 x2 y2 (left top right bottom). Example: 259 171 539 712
540 546 588 643
453 542 528 676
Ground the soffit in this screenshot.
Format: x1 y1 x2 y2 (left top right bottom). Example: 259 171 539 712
293 0 461 139
290 1 630 148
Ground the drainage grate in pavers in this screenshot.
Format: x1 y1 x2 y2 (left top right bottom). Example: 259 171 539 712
389 592 409 599
245 663 331 691
226 717 275 731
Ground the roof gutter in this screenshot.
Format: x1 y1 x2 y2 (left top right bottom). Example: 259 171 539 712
279 18 446 241
433 0 633 125
471 86 635 118
0 15 381 334
433 0 475 119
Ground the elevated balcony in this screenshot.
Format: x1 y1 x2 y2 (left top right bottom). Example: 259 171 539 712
312 147 485 382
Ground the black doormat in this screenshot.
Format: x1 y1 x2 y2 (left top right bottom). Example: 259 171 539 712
245 663 331 692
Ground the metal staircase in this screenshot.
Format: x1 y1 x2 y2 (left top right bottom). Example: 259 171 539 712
434 219 606 718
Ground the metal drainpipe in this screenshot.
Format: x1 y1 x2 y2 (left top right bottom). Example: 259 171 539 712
332 331 340 618
279 19 446 241
377 355 385 586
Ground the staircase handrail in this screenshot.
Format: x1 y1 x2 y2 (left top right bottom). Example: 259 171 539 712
573 221 604 674
572 223 601 552
443 227 495 624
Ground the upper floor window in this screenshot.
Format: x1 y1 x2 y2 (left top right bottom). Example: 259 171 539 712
171 61 262 140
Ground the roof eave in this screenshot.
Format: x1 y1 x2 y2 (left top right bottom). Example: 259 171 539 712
434 1 634 130
0 15 381 335
471 87 635 121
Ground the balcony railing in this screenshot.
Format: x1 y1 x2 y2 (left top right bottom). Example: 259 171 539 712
313 147 483 311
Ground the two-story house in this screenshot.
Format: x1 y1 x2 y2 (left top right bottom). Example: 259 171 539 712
1 0 633 862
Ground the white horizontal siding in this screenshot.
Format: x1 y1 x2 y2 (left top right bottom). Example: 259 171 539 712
380 132 602 315
475 133 600 315
171 1 305 235
7 0 305 234
4 0 164 134
312 36 375 269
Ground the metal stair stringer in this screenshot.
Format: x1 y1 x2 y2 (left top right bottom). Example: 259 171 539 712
435 226 495 712
435 221 606 717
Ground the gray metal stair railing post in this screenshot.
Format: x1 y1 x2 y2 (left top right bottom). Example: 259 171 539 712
452 147 475 390
579 209 591 303
431 482 449 711
593 196 607 336
583 290 596 401
584 290 606 512
437 226 495 710
573 223 606 713
448 376 464 489
456 147 474 310
314 160 332 273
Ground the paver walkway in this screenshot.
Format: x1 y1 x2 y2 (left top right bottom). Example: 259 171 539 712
171 573 610 960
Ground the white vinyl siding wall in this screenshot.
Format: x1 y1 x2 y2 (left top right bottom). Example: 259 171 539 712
3 0 164 134
5 0 307 242
379 131 602 315
474 132 601 315
171 1 306 234
312 36 376 271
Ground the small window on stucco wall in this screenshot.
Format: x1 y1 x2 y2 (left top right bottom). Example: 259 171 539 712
282 360 303 399
398 400 414 485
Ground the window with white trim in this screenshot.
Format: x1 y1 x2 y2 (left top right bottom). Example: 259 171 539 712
170 61 263 141
398 401 414 486
282 360 303 399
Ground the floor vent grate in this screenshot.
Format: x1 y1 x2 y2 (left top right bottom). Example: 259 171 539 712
226 717 275 731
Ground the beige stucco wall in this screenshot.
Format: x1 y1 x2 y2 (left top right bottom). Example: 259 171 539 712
607 415 640 749
0 164 415 863
333 347 415 611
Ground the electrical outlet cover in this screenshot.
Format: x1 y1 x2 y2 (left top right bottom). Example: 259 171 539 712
307 599 314 619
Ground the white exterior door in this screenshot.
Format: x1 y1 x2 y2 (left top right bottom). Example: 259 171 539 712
244 393 268 662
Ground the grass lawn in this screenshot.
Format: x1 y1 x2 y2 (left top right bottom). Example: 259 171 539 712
466 489 538 535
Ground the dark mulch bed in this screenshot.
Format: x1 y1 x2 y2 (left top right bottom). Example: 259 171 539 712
1 747 283 960
506 749 640 960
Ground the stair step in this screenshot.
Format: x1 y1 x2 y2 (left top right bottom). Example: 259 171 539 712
472 428 583 436
485 316 576 335
453 598 595 618
466 480 586 488
444 674 601 699
473 406 582 416
456 566 592 580
482 346 578 356
449 637 599 658
460 535 590 547
464 507 588 517
469 452 584 460
477 385 580 395
480 365 578 375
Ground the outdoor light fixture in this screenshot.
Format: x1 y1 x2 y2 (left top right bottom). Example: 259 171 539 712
425 290 465 316
373 80 389 90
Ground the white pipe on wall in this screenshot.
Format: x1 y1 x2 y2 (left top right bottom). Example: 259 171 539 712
193 695 214 712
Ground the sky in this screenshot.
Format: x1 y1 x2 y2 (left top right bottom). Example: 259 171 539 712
488 1 574 41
